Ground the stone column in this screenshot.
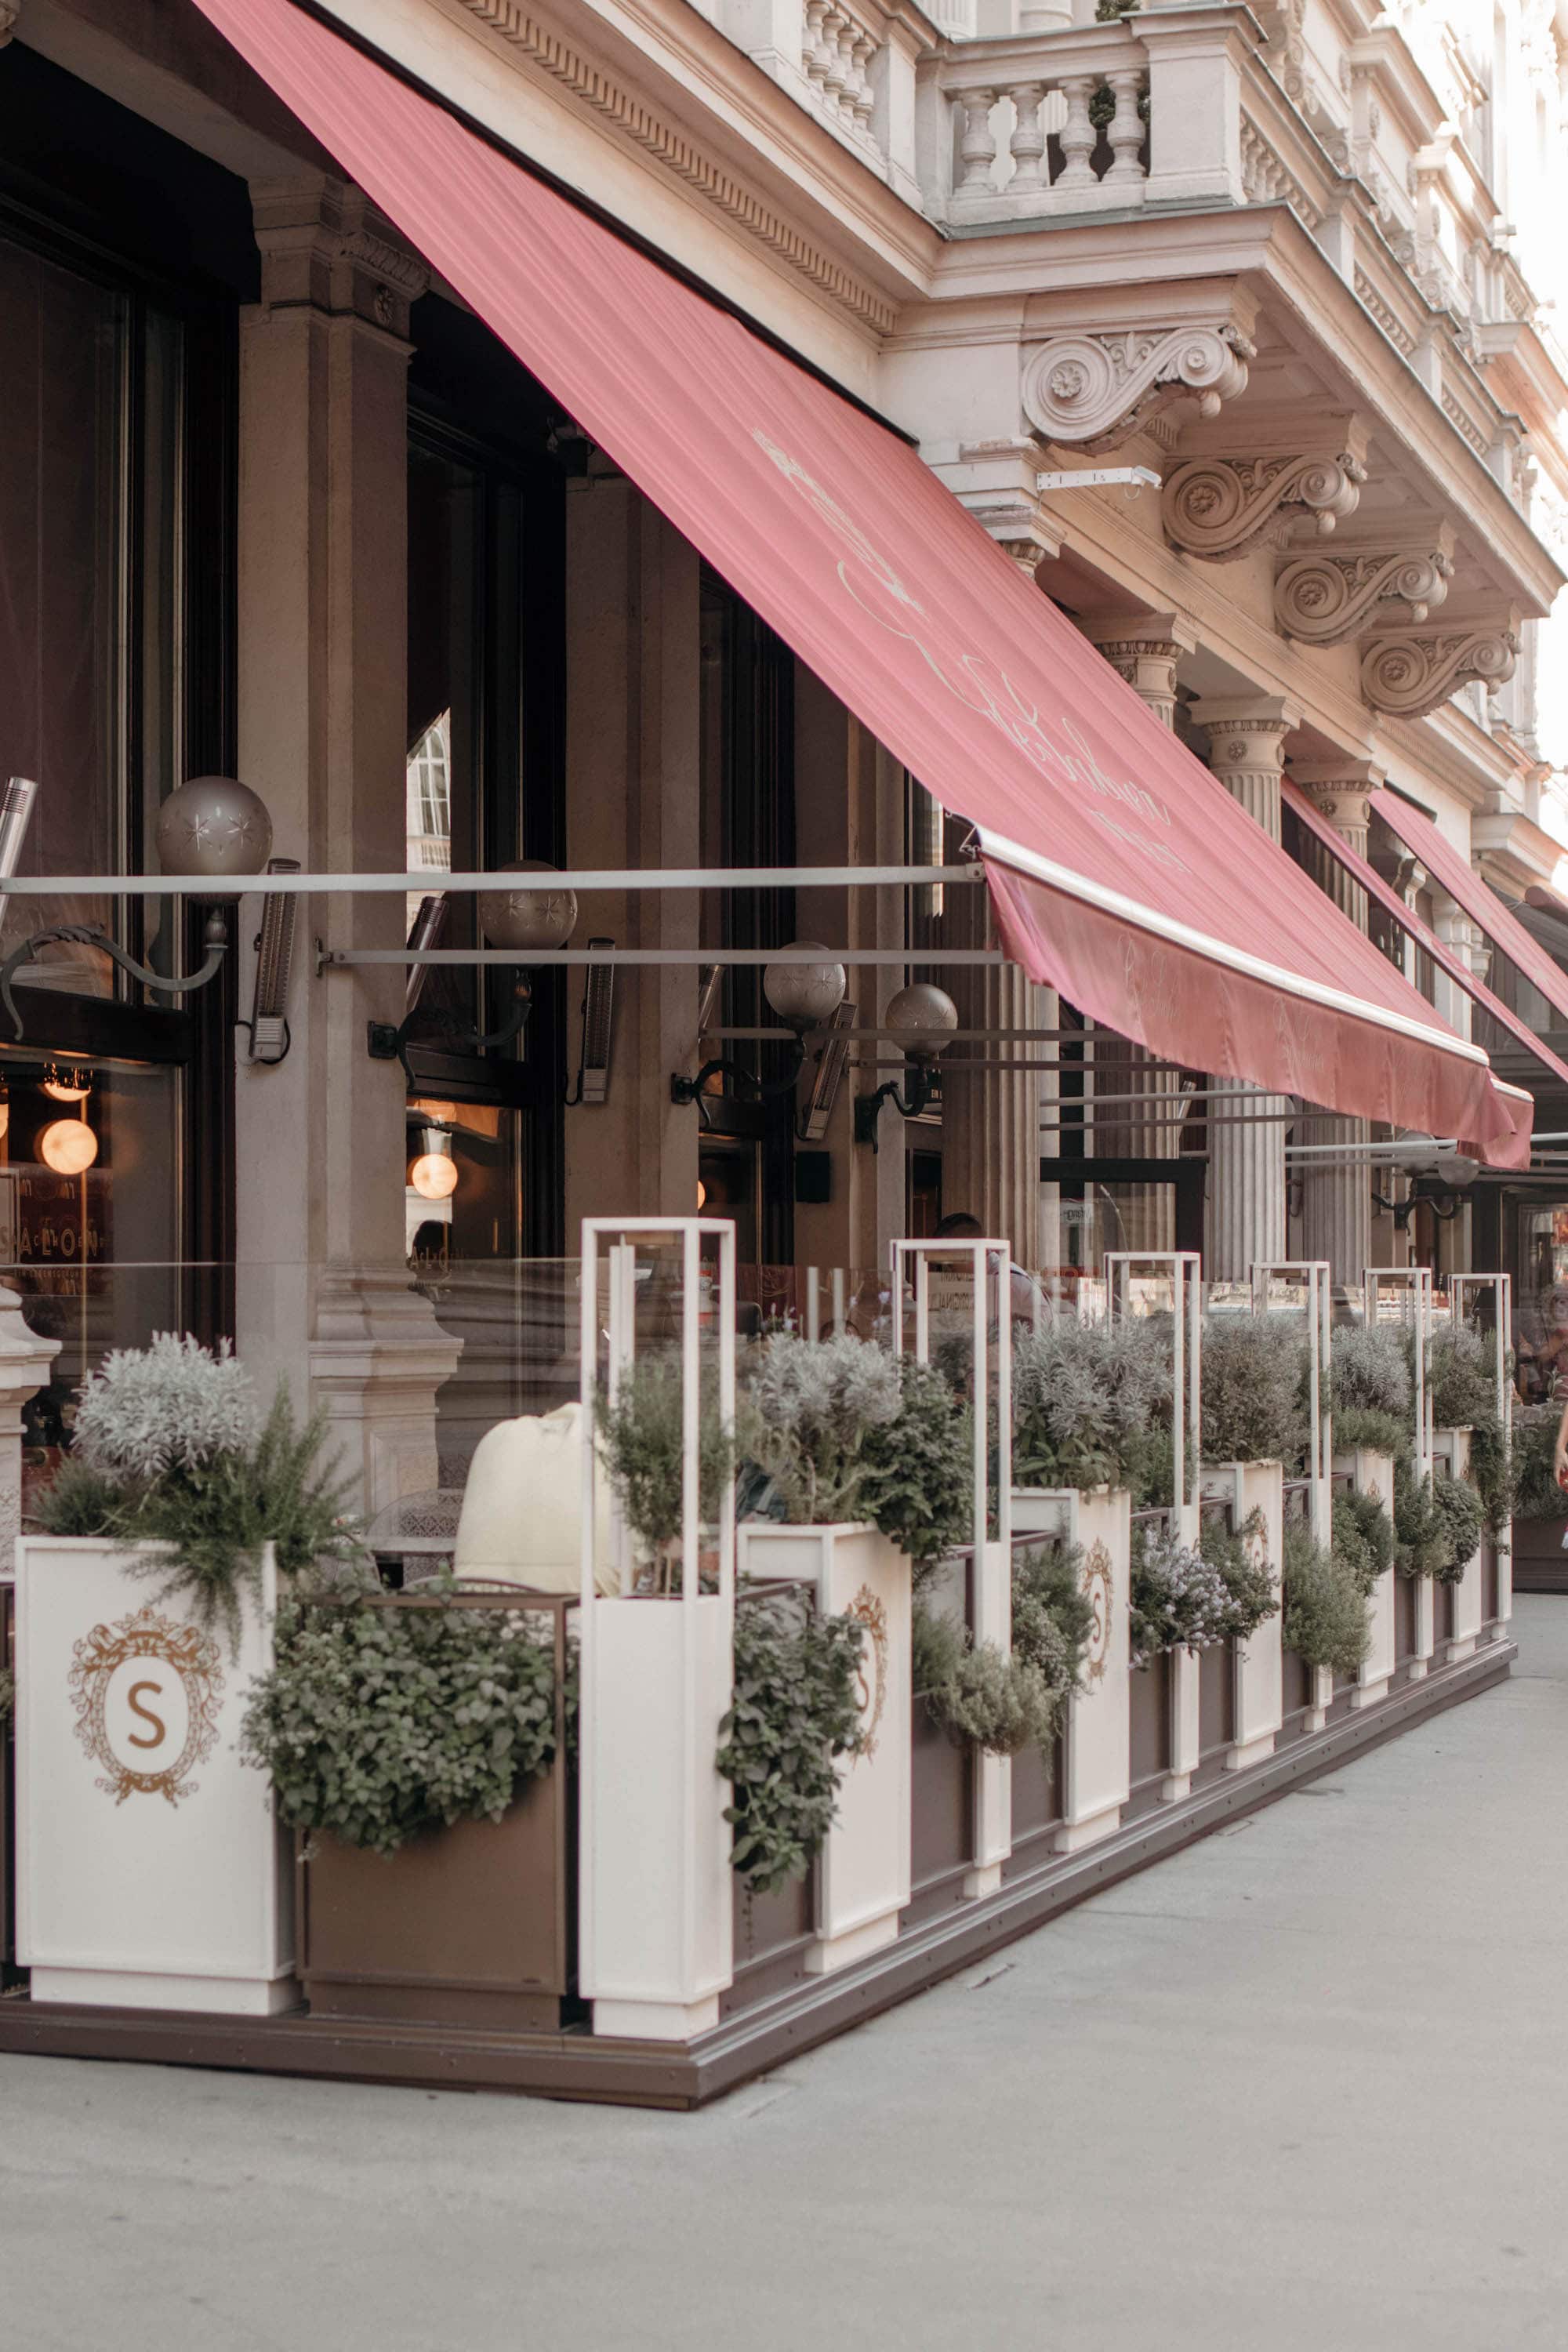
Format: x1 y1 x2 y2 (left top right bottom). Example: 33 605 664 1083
234 175 461 1516
1429 891 1490 1279
562 470 700 1232
938 873 1047 1270
1290 764 1378 1289
1080 616 1197 1253
0 1290 59 1576
1191 699 1299 1282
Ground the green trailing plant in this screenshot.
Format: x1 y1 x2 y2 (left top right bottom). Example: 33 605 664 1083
1129 1510 1278 1668
1332 1486 1394 1599
1012 1316 1171 1497
717 1588 864 1897
241 1587 564 1858
738 1332 902 1524
857 1356 975 1572
1512 1408 1565 1522
1197 1507 1279 1641
594 1357 735 1590
1281 1515 1370 1677
1428 1473 1486 1586
33 1345 363 1653
913 1537 1091 1756
930 1642 1059 1756
1428 1326 1510 1535
1200 1313 1310 1468
911 1595 967 1698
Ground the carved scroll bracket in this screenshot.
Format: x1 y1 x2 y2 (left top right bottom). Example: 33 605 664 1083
1021 323 1254 455
1164 446 1367 564
1359 623 1519 720
1275 543 1455 644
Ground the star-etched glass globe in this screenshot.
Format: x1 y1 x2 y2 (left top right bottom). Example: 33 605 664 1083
762 941 846 1031
154 775 274 879
886 982 958 1062
477 860 579 953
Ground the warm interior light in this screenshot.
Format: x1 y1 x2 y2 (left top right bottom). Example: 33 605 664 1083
0 1093 9 1142
42 1065 91 1103
409 1151 459 1202
39 1118 98 1175
696 1178 706 1210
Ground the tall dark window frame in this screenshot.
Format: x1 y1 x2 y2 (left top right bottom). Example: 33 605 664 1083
0 177 239 1336
403 397 568 1263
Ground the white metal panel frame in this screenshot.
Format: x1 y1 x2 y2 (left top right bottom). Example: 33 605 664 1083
1250 1261 1333 1545
1105 1252 1202 1541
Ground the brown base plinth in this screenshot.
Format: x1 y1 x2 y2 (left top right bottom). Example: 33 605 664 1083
296 1772 568 2033
0 1639 1514 2110
1512 1519 1568 1594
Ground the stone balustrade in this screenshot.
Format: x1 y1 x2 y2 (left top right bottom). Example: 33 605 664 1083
917 25 1155 222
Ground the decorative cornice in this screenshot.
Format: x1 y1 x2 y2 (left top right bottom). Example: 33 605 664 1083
1020 324 1253 455
1163 448 1367 564
1239 116 1322 231
1353 267 1417 358
1359 626 1519 720
1275 546 1454 644
458 0 897 334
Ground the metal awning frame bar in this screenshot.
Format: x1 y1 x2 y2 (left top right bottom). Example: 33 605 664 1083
0 862 986 898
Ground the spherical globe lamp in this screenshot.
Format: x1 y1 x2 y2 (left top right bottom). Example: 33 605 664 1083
477 861 578 955
41 1063 91 1104
885 982 959 1063
762 942 847 1033
408 1125 459 1203
154 776 274 880
39 1118 98 1176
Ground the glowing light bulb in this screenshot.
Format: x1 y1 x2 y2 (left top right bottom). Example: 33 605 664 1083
42 1066 90 1103
409 1151 459 1202
696 1179 706 1209
39 1119 98 1175
0 1096 9 1142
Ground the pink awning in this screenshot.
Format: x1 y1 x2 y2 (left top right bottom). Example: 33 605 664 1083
1284 779 1568 1105
192 0 1526 1169
1371 788 1568 1033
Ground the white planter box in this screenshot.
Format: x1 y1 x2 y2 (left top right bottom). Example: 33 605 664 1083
580 1592 732 2041
738 1523 911 1971
1203 1461 1283 1772
1335 1447 1396 1710
1432 1428 1484 1664
14 1535 293 2016
1014 1486 1130 1853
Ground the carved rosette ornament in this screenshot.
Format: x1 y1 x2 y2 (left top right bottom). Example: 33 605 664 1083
1274 548 1454 645
1021 325 1254 455
1359 627 1519 720
1163 450 1367 564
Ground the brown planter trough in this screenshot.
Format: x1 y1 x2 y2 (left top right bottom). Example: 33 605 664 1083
296 1759 570 2032
1512 1516 1568 1594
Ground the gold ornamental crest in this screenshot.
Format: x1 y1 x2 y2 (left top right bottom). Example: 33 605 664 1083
1081 1540 1114 1683
67 1604 225 1806
844 1583 889 1759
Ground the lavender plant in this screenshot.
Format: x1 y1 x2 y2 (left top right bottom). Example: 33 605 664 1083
73 1332 258 1479
1200 1312 1310 1468
739 1332 903 1523
1127 1523 1236 1668
1012 1316 1172 1495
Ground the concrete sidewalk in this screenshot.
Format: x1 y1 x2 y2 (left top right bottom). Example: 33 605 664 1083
4 1600 1565 2352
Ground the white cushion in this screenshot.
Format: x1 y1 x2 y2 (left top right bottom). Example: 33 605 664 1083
454 1402 618 1595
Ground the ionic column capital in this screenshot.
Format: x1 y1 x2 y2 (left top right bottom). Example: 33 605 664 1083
1287 758 1384 858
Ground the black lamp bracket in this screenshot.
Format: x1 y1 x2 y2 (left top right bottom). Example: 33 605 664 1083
670 1038 805 1126
0 913 229 1041
368 975 534 1091
854 1063 932 1152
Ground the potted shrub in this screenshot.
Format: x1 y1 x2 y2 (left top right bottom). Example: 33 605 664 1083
1281 1513 1373 1689
1510 1407 1568 1590
734 1333 969 1967
1199 1312 1307 1768
1428 1325 1505 1656
1009 1316 1170 1835
241 1582 572 2029
14 1335 354 2015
